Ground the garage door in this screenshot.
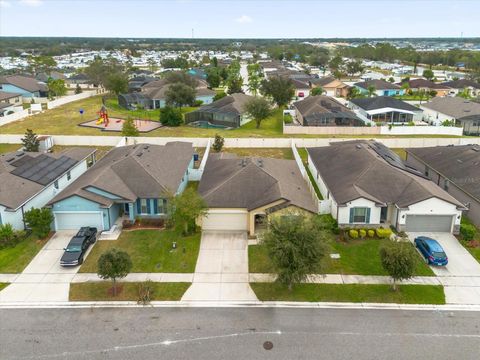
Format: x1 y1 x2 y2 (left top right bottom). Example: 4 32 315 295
405 215 453 233
54 212 104 231
201 210 248 231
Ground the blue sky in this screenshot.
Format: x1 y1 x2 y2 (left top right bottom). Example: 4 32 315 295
1 0 479 38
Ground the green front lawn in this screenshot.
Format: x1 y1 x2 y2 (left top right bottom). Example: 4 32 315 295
79 229 200 273
69 282 190 301
0 236 46 273
0 283 9 291
249 238 434 276
251 283 445 304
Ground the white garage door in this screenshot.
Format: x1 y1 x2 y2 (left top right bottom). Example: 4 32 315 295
201 210 248 231
405 215 453 233
54 212 104 231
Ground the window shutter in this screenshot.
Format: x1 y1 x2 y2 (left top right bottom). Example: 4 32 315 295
147 199 151 214
366 208 371 224
153 199 158 214
136 199 141 214
349 208 354 223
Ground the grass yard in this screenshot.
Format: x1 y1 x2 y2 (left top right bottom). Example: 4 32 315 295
223 147 294 159
249 238 434 276
459 217 480 263
79 229 200 273
51 145 113 160
0 283 9 291
251 283 445 304
0 144 21 154
69 282 190 301
0 236 46 273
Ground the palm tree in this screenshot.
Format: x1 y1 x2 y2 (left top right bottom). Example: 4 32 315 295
367 85 377 98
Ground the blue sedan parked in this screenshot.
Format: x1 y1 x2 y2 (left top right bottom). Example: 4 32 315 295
414 236 448 266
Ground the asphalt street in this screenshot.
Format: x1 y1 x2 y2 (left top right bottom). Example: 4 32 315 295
1 307 479 359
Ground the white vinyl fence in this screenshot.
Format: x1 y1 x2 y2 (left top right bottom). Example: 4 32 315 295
0 109 32 127
46 90 99 109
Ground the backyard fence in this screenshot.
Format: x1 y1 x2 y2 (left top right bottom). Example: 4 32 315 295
46 90 99 109
0 109 32 127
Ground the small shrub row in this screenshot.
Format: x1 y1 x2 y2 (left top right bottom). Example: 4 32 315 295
346 227 392 239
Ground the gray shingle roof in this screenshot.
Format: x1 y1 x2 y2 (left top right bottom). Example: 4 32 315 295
0 75 47 93
421 97 480 120
294 95 357 118
307 141 463 208
0 91 21 101
199 153 317 213
441 79 480 89
0 148 95 210
188 93 254 116
48 142 194 207
406 145 480 201
355 79 401 90
350 96 420 112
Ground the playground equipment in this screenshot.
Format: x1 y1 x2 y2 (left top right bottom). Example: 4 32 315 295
96 105 110 127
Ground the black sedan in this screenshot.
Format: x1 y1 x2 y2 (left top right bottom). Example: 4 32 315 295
60 227 97 267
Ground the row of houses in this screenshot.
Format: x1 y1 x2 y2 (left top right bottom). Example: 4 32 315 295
1 140 478 236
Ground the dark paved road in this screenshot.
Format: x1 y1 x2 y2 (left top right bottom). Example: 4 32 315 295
1 307 479 359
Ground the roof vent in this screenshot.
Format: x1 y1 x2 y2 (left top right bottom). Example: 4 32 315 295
143 145 149 150
257 159 263 167
356 144 362 149
472 147 479 152
457 159 463 163
241 159 247 167
136 152 143 157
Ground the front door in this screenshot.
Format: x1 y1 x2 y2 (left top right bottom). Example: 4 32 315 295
124 203 130 215
380 207 388 223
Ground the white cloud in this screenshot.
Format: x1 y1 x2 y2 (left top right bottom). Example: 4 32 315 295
235 15 253 24
19 0 43 6
0 1 12 8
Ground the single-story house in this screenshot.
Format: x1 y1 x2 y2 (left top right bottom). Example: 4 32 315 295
405 145 480 228
400 79 450 97
0 75 48 98
0 91 22 106
349 96 423 125
293 95 363 127
310 76 350 98
354 79 404 97
0 148 96 230
66 73 94 88
441 79 480 97
420 97 480 133
184 93 254 128
128 75 157 92
291 78 311 99
47 142 194 231
307 141 465 233
198 153 317 235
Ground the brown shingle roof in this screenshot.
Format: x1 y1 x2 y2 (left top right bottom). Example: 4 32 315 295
0 91 21 101
0 75 47 93
293 95 354 117
307 141 463 208
355 79 401 90
421 97 480 120
199 153 317 213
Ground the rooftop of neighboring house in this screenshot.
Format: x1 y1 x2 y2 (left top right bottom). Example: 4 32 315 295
354 79 401 90
67 73 91 81
406 144 480 201
350 96 421 112
0 148 95 210
128 75 158 91
35 71 66 83
310 76 348 88
290 78 310 89
293 95 358 119
0 90 21 101
441 79 480 89
187 93 254 116
401 78 450 90
307 141 463 208
199 153 317 212
0 75 48 93
140 78 213 100
48 142 194 207
421 97 480 120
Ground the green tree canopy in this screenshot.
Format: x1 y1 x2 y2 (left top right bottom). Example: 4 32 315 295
97 249 132 296
310 87 324 96
21 129 40 152
47 78 67 99
121 117 139 136
24 208 53 239
164 71 198 88
380 241 418 291
160 105 183 126
165 83 196 107
169 188 208 236
261 77 294 107
422 69 434 81
244 97 272 129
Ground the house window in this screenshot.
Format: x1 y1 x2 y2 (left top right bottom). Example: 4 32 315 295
157 199 167 214
140 199 148 214
67 171 71 181
444 179 449 191
351 207 369 223
54 180 59 190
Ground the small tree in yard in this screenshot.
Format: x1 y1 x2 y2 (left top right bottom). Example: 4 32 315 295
380 241 417 291
169 188 208 236
160 105 183 127
212 134 224 152
244 97 272 129
262 215 330 291
165 83 196 107
121 117 139 136
21 129 40 152
310 87 324 96
74 84 83 94
97 249 132 296
24 208 53 239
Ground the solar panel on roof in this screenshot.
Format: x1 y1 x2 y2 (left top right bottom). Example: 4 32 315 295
10 154 78 185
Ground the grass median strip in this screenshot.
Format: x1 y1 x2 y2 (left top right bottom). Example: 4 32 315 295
69 282 190 301
0 283 9 291
79 229 200 273
251 283 445 304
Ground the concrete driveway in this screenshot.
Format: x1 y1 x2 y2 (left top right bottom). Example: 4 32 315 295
182 231 258 302
408 232 480 305
0 231 95 303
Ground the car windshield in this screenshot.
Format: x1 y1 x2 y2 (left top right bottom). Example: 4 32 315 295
432 251 446 258
66 245 82 252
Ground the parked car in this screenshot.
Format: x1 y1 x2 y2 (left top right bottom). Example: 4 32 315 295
414 236 448 266
60 227 97 267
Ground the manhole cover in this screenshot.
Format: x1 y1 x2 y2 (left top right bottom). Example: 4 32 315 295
155 263 161 269
263 341 273 350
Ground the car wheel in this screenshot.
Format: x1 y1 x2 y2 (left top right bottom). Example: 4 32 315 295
424 256 429 264
78 257 84 265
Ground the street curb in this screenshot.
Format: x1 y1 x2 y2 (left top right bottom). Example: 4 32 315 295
1 301 480 311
